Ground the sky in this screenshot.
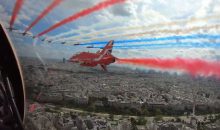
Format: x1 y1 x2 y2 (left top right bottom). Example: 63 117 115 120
0 0 220 62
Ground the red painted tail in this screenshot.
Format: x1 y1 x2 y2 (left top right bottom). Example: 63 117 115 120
99 40 114 55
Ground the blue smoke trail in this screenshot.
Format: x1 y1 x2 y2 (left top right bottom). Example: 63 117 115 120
91 42 220 49
80 34 220 45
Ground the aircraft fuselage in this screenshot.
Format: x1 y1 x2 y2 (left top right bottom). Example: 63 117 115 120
69 52 115 67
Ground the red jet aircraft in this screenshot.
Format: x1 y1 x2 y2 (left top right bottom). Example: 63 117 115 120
69 40 116 71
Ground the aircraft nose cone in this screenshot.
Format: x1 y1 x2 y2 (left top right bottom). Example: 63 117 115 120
69 56 77 62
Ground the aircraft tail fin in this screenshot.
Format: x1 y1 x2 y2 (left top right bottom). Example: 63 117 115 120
99 40 114 55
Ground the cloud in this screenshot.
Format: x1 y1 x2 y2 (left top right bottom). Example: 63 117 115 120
110 2 132 16
0 4 10 27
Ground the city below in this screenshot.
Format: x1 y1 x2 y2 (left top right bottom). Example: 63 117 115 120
21 57 220 130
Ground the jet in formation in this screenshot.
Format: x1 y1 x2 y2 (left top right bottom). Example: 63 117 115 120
69 40 116 71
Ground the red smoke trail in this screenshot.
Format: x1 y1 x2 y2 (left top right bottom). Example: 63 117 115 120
10 0 24 28
117 58 220 78
24 0 63 33
36 0 126 37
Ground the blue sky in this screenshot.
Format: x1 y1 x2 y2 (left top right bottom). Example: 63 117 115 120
0 0 220 61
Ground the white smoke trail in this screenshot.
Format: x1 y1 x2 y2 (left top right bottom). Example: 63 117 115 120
61 13 220 44
65 24 220 45
47 18 128 42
